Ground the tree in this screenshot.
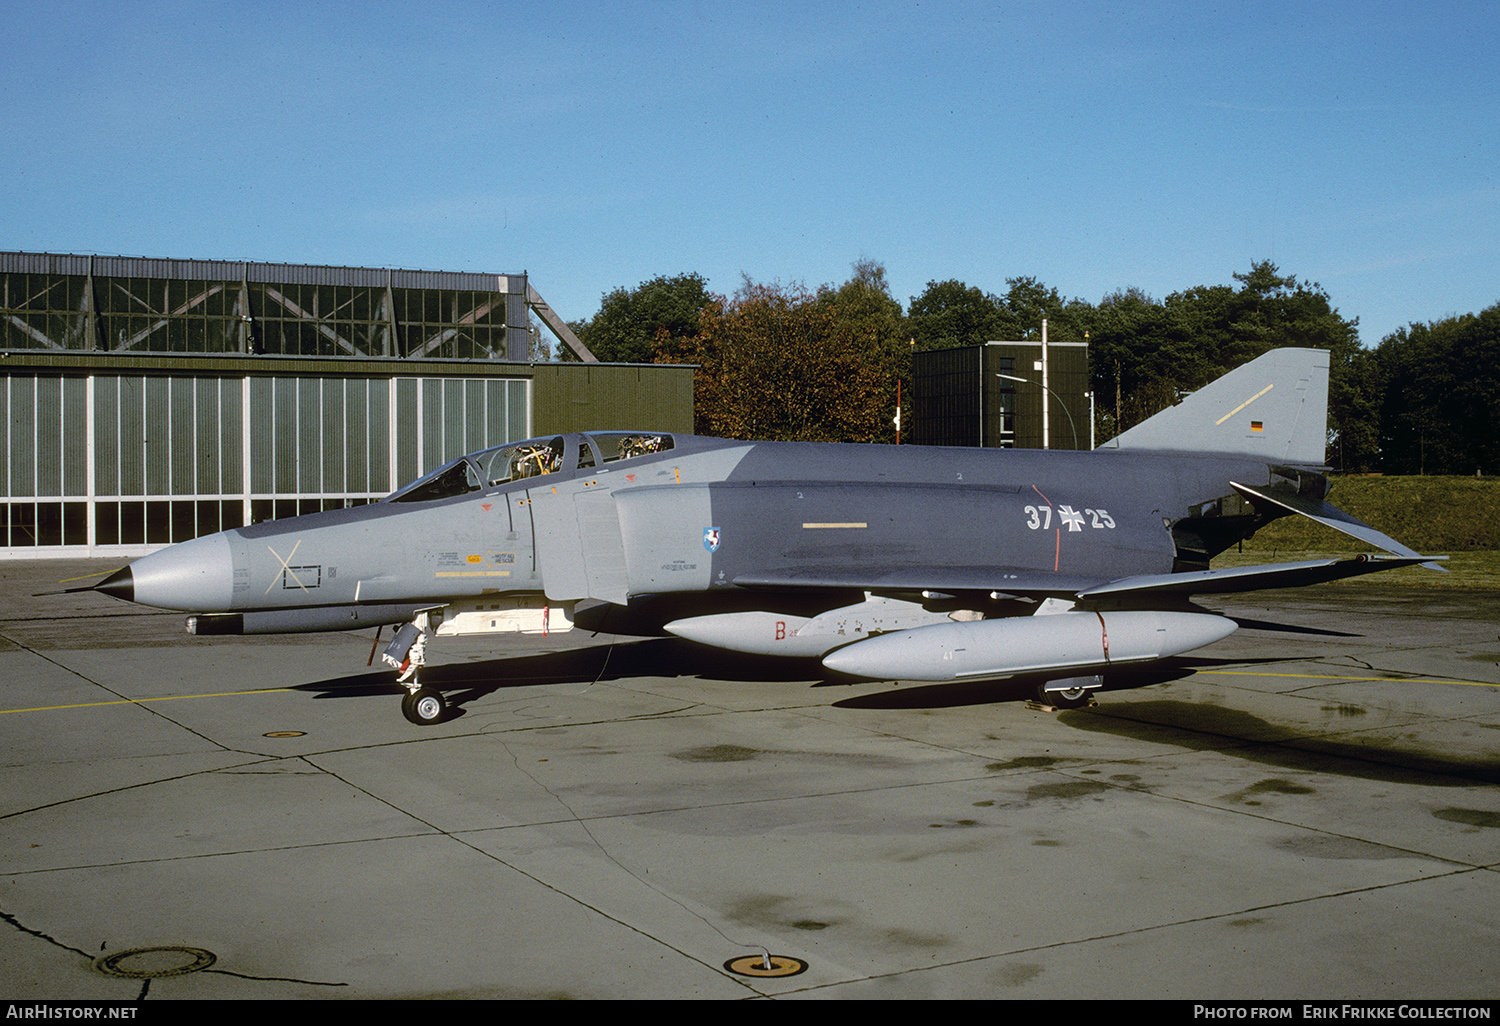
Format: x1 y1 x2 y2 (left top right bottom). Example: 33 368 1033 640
815 259 908 443
998 276 1067 341
1331 345 1384 473
819 259 906 341
1081 261 1363 459
1375 305 1500 474
908 279 1005 350
526 314 552 362
657 265 901 443
575 273 713 363
907 275 1090 350
1085 287 1182 441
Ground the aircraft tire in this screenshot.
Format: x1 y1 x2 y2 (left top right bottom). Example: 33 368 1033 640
402 688 447 725
1037 683 1092 710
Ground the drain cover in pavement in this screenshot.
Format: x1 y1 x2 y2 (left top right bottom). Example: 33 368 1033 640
94 946 217 979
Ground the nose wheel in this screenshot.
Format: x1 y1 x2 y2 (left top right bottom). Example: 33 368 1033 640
383 611 449 725
401 687 447 725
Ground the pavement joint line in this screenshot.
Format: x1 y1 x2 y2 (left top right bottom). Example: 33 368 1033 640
772 864 1493 998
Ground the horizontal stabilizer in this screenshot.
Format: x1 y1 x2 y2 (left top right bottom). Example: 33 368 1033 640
1229 481 1447 571
1079 554 1442 602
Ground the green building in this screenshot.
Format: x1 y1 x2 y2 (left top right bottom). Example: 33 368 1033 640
910 338 1090 451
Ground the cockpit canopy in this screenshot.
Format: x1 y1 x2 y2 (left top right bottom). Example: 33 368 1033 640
386 432 674 503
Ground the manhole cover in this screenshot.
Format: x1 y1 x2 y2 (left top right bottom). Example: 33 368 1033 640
724 953 808 978
94 946 217 979
264 731 305 738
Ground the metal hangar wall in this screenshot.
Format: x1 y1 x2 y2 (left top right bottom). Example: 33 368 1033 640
0 252 694 555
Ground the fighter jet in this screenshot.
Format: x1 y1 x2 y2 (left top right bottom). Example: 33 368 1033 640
95 348 1440 724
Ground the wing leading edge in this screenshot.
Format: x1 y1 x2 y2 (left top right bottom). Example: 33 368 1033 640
732 552 1440 606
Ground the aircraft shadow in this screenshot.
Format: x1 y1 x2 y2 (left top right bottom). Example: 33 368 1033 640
1060 697 1500 787
292 637 837 710
1226 616 1362 637
292 644 1299 719
834 652 1500 786
829 661 1207 711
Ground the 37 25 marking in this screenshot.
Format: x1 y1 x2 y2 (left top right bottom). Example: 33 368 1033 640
1025 505 1115 531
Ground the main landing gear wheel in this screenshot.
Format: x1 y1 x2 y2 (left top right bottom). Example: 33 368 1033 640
401 687 447 725
1037 683 1092 709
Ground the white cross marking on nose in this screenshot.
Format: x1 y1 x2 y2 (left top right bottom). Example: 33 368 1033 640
265 539 307 594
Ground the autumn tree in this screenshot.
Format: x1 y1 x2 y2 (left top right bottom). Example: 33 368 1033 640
814 258 908 442
657 265 902 443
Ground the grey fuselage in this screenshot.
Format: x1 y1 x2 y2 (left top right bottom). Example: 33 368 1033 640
106 430 1289 635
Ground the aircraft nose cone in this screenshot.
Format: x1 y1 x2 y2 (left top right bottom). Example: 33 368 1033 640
95 566 135 603
102 532 235 611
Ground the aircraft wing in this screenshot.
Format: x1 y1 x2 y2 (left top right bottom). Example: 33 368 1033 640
732 553 1441 603
730 566 1106 597
1076 554 1441 601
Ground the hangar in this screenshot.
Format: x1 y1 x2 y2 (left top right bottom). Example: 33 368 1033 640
0 252 693 555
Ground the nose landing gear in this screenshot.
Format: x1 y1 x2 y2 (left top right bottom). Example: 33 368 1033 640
383 611 449 725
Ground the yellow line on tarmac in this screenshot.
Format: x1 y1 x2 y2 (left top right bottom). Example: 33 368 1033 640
1 688 294 715
1195 669 1498 688
58 570 116 584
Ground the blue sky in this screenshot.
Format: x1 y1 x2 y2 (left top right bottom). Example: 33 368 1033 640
5 0 1496 347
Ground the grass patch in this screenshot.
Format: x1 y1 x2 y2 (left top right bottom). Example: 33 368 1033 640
1243 475 1500 553
1213 476 1500 590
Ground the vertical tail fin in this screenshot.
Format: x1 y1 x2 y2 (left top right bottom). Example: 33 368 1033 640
1107 348 1329 464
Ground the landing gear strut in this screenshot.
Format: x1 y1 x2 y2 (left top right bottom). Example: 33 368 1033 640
383 611 448 725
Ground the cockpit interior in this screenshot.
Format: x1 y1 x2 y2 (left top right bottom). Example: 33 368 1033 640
387 432 675 504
